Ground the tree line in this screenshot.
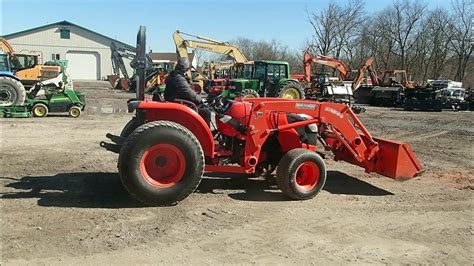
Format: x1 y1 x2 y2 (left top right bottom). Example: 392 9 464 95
231 0 472 87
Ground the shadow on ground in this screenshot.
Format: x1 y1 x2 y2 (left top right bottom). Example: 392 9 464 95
213 171 394 202
0 173 144 208
0 170 392 207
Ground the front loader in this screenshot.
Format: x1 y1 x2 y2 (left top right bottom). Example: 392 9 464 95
101 26 422 206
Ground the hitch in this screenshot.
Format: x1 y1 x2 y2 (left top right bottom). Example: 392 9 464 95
106 133 126 145
100 141 121 154
100 133 125 153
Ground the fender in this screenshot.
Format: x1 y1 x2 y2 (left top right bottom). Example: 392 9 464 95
0 71 21 81
137 101 215 158
277 78 298 88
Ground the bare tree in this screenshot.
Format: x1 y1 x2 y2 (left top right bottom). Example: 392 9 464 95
448 0 473 82
231 37 302 73
425 9 452 80
307 2 340 55
334 0 365 59
382 0 427 69
193 50 204 67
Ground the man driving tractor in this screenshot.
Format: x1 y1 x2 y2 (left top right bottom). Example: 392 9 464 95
164 58 211 126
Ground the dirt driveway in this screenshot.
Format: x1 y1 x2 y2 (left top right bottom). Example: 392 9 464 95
1 82 472 264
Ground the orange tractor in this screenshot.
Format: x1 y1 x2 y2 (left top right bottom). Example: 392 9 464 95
101 27 422 206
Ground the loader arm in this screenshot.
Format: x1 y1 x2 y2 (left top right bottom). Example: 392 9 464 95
111 42 132 79
110 42 154 80
242 99 422 179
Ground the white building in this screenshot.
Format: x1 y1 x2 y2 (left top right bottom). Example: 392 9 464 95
2 20 134 80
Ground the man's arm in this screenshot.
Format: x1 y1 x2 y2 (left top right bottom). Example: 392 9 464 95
176 75 202 104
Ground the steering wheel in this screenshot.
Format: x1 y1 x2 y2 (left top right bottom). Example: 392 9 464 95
205 94 224 114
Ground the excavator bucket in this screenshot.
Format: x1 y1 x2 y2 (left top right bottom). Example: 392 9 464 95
372 137 422 180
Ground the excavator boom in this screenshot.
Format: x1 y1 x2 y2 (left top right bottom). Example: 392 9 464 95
351 57 382 91
173 30 248 78
0 38 14 53
303 50 350 82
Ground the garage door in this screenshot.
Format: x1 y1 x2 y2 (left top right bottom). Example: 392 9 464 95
66 51 100 80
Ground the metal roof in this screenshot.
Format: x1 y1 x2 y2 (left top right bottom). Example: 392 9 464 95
1 20 134 49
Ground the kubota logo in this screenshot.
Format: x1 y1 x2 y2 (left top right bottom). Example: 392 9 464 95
324 107 344 118
295 103 317 110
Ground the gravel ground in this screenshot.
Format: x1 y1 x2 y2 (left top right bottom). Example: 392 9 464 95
1 81 472 264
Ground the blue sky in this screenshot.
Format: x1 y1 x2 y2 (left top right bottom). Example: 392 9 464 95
1 0 452 53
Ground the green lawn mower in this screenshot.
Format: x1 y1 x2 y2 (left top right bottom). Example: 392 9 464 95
27 73 85 118
1 72 85 118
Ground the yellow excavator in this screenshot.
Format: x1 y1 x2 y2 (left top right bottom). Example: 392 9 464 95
173 30 248 92
0 38 61 88
202 61 234 79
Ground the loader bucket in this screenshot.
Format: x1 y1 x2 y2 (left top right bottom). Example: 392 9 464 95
372 137 422 180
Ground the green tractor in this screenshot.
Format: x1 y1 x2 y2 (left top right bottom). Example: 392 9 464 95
224 60 304 99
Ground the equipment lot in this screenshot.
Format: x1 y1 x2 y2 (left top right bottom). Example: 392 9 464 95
1 82 472 264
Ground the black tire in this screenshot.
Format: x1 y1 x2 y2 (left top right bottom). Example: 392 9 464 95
120 117 143 138
241 89 260 98
0 76 26 106
32 103 49 117
278 82 305 99
118 121 205 206
276 148 326 200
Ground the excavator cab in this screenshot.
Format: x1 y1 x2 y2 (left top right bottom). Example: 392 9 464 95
381 70 415 88
0 52 10 72
10 53 37 70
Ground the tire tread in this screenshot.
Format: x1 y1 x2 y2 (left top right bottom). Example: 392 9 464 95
119 121 204 205
276 148 326 200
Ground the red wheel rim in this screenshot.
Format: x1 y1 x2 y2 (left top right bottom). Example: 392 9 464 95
140 144 186 188
294 161 320 192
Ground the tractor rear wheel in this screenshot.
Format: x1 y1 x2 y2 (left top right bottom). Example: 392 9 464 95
276 148 326 200
241 89 259 99
278 83 305 99
118 121 204 206
0 77 26 106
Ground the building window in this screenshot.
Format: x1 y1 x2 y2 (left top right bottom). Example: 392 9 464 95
51 54 60 60
60 29 70 39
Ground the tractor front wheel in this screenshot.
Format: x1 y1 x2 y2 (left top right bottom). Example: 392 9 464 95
276 148 326 200
118 121 204 206
278 83 305 99
69 106 82 118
